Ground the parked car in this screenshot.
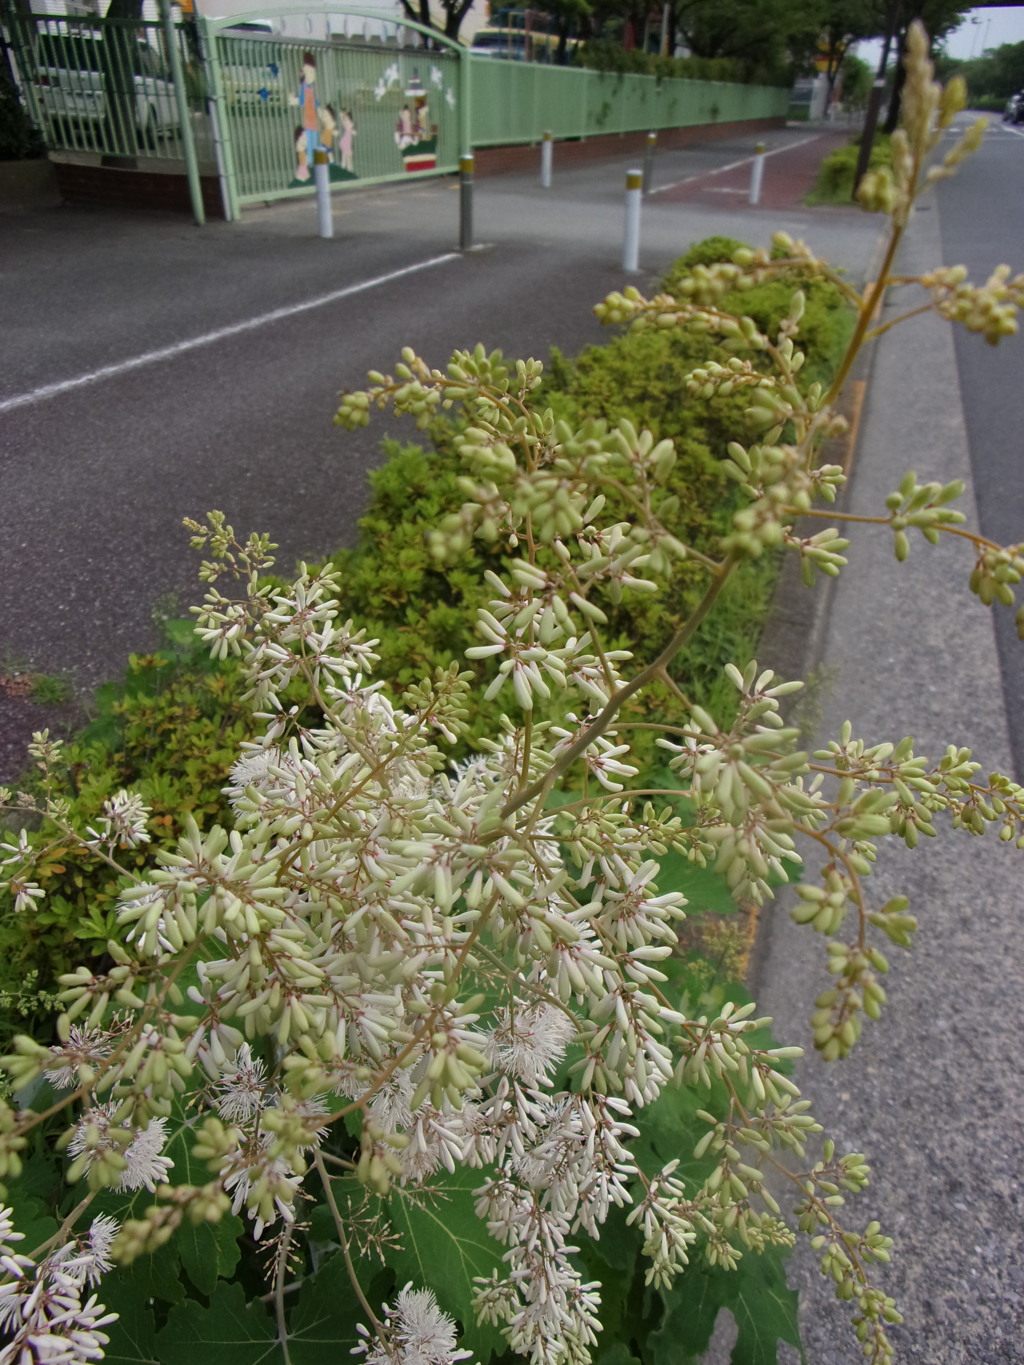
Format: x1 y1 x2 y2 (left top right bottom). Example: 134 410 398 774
219 26 284 109
1003 92 1024 124
468 23 575 62
30 26 179 140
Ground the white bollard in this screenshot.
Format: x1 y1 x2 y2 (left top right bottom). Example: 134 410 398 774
540 131 553 189
623 167 642 273
749 142 766 206
314 148 333 239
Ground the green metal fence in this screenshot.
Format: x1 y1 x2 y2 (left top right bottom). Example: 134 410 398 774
205 23 463 213
3 7 207 163
3 2 789 221
468 62 789 146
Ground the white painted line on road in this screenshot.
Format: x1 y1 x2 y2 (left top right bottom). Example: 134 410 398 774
1003 124 1024 139
0 253 460 416
648 133 821 196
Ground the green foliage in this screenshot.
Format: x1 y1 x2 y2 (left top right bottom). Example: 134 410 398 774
388 1169 508 1360
0 62 44 161
0 623 255 1031
805 133 893 206
939 40 1024 105
30 673 72 706
840 53 873 109
574 38 749 85
327 238 852 753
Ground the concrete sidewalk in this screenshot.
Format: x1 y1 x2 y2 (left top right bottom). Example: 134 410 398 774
751 183 1023 1361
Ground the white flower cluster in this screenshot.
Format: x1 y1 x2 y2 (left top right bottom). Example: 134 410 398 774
354 1283 472 1365
1 518 856 1365
0 1206 118 1365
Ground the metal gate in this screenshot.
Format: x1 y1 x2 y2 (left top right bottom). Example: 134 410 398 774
1 4 206 164
201 9 468 219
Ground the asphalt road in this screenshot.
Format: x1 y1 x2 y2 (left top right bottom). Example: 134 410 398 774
938 116 1024 781
0 127 880 781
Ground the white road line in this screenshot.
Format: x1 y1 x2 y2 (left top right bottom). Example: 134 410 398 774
648 132 822 196
1003 123 1024 139
0 252 460 416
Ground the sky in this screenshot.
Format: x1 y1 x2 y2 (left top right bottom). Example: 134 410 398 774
858 5 1024 65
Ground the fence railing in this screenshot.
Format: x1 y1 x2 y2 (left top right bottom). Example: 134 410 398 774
468 63 789 147
3 2 790 220
3 8 208 164
208 24 463 211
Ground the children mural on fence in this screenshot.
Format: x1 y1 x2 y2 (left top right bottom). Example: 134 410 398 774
339 109 356 174
320 104 337 163
289 52 321 171
286 53 358 187
293 124 309 181
394 69 437 172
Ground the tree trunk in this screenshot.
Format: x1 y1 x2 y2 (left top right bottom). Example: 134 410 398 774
98 0 145 163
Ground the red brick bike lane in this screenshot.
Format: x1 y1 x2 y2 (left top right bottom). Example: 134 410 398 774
649 128 856 213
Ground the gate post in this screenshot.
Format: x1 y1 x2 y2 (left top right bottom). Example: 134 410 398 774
158 0 204 226
198 14 240 222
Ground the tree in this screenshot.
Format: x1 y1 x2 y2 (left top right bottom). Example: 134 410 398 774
1 26 1023 1365
394 0 477 45
670 0 825 82
817 0 884 101
882 0 968 130
840 51 873 107
939 39 1024 104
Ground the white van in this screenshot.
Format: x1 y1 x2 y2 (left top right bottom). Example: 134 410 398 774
30 24 179 140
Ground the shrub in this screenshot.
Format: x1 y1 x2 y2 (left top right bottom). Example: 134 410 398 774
328 239 853 746
0 66 44 161
805 133 893 206
0 623 256 1038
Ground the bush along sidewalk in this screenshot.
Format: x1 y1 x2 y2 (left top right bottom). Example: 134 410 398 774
7 60 1020 1365
0 234 855 1036
805 132 894 205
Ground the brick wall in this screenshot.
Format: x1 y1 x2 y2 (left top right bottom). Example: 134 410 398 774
52 160 226 219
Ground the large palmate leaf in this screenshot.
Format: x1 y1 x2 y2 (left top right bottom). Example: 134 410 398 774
647 1246 802 1365
155 1281 278 1365
387 1166 506 1362
98 1280 160 1365
287 1251 366 1364
728 1244 803 1365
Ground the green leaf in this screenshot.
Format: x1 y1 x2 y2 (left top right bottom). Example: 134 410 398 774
98 1278 159 1365
595 1343 643 1365
628 1074 718 1185
287 1252 365 1364
155 1281 278 1365
178 1212 245 1296
647 1265 726 1365
104 1237 188 1308
160 1100 244 1294
387 1168 506 1362
729 1245 802 1365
